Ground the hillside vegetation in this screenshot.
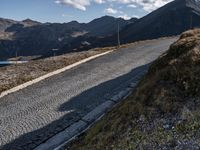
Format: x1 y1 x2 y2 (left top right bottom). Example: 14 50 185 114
68 29 200 149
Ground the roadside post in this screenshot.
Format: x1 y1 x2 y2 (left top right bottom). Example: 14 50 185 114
52 48 59 57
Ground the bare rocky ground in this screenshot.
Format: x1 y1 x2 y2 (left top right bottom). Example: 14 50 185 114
0 47 114 94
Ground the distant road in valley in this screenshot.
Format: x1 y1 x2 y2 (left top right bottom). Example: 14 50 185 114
0 37 177 150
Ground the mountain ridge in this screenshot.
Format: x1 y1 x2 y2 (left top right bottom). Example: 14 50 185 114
118 0 200 43
88 0 200 49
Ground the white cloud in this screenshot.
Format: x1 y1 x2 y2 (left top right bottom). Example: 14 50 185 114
94 0 105 4
132 15 139 18
118 14 131 20
61 14 73 18
113 0 173 12
105 8 118 14
55 0 173 12
128 4 136 8
55 0 91 11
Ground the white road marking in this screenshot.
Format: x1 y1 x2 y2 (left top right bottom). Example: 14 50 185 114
0 50 113 99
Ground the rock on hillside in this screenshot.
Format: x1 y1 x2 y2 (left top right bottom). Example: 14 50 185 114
0 18 17 32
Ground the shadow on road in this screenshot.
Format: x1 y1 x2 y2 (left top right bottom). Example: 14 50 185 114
2 63 151 150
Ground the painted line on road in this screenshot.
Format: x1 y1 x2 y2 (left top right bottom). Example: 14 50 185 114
0 50 113 99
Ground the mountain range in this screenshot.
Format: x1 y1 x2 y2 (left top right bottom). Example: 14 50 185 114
0 16 137 60
0 0 200 60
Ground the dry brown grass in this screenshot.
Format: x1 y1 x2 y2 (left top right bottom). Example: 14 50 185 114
135 28 200 113
180 28 200 39
0 48 113 94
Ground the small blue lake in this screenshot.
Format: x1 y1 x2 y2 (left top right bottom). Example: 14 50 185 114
0 61 28 67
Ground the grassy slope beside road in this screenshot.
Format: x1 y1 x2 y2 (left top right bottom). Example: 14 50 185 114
68 29 200 149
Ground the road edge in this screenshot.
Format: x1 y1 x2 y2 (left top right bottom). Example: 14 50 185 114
34 79 141 150
0 50 113 99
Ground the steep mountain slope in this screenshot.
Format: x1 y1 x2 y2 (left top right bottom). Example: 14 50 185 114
0 19 83 59
0 18 17 32
80 0 200 49
84 16 137 37
68 29 200 150
2 22 86 57
0 18 40 32
119 0 200 43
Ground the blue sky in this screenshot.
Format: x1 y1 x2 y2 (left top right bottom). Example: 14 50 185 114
0 0 172 23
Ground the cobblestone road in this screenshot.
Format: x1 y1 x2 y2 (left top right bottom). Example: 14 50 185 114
0 38 177 150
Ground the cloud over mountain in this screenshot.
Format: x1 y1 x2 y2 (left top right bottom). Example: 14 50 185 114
55 0 173 12
104 8 118 14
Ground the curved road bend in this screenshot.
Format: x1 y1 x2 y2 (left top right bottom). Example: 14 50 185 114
0 37 177 150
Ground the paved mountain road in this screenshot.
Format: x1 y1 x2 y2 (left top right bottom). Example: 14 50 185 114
0 37 177 149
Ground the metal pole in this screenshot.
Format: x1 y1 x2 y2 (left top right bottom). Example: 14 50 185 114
52 49 58 57
190 14 193 29
14 49 18 64
15 50 17 59
117 22 120 48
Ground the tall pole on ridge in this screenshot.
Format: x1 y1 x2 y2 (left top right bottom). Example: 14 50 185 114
15 49 18 60
117 21 120 48
190 14 193 29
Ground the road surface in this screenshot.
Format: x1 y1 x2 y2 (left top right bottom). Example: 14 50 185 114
0 37 177 150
